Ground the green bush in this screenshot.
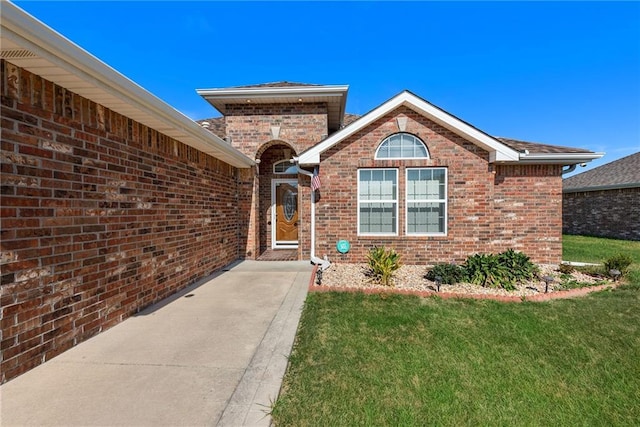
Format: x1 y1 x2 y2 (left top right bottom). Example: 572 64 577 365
461 250 538 291
463 253 512 289
425 263 465 285
367 246 401 286
498 249 539 284
603 253 633 277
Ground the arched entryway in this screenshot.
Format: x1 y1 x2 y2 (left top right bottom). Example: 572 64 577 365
256 142 299 258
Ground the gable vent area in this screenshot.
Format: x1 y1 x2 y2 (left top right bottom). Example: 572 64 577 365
0 48 37 60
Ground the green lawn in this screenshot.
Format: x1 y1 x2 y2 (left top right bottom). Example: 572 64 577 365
272 236 640 426
563 234 640 265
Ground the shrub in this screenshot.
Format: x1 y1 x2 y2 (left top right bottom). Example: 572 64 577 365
463 253 511 289
603 253 633 277
425 263 465 285
367 246 401 286
498 249 539 284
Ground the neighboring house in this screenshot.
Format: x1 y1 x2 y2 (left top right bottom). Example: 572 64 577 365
0 3 602 382
563 152 640 240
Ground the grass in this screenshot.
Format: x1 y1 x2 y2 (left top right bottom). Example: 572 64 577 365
563 234 640 283
563 234 640 265
272 236 640 426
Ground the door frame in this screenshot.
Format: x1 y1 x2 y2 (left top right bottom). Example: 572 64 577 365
271 179 299 249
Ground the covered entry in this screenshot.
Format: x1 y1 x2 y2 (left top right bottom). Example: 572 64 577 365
257 142 300 258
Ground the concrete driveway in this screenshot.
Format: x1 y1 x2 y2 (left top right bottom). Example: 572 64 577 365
0 260 312 426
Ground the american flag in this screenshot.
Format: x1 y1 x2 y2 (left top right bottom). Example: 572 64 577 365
311 166 321 191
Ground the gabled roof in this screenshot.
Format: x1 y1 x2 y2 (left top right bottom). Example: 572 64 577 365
297 91 603 166
0 1 253 168
563 152 640 192
196 83 349 133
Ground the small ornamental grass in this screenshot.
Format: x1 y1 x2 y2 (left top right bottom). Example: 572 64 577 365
366 246 401 286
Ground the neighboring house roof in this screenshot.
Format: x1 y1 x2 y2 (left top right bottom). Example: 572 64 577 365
297 90 603 166
196 83 349 133
0 2 253 168
563 152 640 192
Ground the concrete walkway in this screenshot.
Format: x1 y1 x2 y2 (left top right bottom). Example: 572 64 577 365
0 260 312 426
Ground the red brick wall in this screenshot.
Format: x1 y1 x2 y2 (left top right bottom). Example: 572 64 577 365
493 164 563 262
312 107 563 265
563 187 640 241
0 60 243 383
225 103 328 158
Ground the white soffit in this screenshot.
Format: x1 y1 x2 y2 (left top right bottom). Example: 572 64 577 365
0 1 253 168
197 85 349 132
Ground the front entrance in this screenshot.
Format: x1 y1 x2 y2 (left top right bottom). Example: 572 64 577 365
272 179 298 248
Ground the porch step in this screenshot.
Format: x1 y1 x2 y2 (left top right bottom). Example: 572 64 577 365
257 249 299 261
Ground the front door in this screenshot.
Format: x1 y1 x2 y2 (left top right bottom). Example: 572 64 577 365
272 180 298 248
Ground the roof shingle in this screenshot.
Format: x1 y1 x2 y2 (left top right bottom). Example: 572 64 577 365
563 152 640 191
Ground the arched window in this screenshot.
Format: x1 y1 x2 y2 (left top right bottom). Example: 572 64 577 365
273 159 298 174
375 133 429 159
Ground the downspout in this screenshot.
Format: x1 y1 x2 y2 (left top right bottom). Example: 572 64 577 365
292 158 330 271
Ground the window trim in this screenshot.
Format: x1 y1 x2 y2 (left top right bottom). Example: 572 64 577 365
405 167 448 236
273 159 298 175
357 168 399 236
375 133 429 160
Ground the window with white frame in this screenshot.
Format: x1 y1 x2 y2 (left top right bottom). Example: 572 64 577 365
273 159 298 174
375 133 429 159
358 169 398 235
406 168 447 235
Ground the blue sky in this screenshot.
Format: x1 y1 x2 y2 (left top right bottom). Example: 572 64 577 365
14 1 640 176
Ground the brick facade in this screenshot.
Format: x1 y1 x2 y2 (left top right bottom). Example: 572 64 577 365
563 187 640 240
0 61 243 383
312 107 563 265
225 103 328 158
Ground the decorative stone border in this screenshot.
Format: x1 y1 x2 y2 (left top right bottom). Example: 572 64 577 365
308 266 618 303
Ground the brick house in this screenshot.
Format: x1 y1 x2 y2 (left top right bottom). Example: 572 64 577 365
563 152 640 240
1 3 602 382
197 86 603 265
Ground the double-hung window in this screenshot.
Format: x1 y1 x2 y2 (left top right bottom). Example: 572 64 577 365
406 168 447 235
358 169 398 235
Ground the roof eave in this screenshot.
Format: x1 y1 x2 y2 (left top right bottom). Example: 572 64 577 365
196 85 349 133
1 1 254 169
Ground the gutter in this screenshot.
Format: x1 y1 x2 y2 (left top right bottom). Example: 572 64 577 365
518 151 605 164
292 158 330 271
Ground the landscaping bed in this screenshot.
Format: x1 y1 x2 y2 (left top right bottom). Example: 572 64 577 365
317 263 612 299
